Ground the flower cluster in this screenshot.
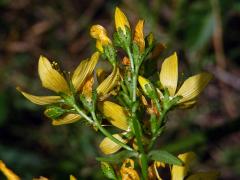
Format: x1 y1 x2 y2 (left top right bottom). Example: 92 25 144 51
17 7 217 180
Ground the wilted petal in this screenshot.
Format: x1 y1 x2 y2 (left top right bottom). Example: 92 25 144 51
115 7 130 33
17 87 61 105
160 52 178 96
171 152 196 180
38 56 69 93
72 52 99 91
175 73 212 103
98 101 129 130
186 171 219 180
99 134 127 155
97 67 120 97
0 160 20 180
52 114 81 126
134 20 145 52
90 25 112 45
120 159 140 180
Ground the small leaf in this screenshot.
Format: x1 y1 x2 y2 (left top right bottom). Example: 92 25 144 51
96 150 137 164
148 150 182 165
101 162 117 180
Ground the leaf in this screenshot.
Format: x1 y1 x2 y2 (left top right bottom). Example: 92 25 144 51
96 150 137 164
148 150 183 165
101 162 117 180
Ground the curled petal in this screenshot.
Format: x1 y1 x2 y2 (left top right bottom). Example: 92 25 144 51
0 160 20 180
160 52 178 96
115 7 130 33
38 56 69 93
96 40 104 53
90 25 112 45
171 152 196 180
97 67 120 97
52 114 81 126
134 20 145 52
98 101 129 130
99 134 128 155
176 73 212 103
120 160 140 180
17 87 61 105
72 52 99 91
186 171 219 180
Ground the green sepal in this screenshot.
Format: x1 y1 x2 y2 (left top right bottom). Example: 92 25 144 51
145 32 154 47
144 83 158 101
60 93 75 106
100 162 117 180
115 27 131 50
79 94 93 112
150 114 158 135
148 150 183 165
96 150 138 164
44 106 66 119
104 45 117 67
132 42 140 65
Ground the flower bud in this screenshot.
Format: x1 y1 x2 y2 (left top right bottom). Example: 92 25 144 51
115 7 130 34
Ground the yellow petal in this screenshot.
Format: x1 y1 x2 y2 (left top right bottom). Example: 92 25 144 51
160 52 178 96
171 152 196 180
97 67 120 97
178 100 197 109
99 134 127 155
98 101 129 131
72 52 99 91
134 20 145 52
52 114 81 126
96 40 104 53
90 25 112 45
175 73 212 103
186 171 219 180
70 175 77 180
82 76 94 100
38 56 69 93
0 160 20 180
17 87 61 105
115 7 130 33
120 160 140 180
96 68 106 84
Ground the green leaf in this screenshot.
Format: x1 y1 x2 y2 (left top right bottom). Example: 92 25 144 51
96 150 137 164
101 162 117 180
148 150 182 165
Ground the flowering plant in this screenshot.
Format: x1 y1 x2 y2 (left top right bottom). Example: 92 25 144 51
13 7 218 180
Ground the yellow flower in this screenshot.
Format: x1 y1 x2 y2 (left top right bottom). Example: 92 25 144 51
171 152 219 180
134 20 145 52
98 101 130 154
90 25 112 52
159 52 212 108
17 52 99 125
120 159 140 180
0 160 20 180
115 7 130 33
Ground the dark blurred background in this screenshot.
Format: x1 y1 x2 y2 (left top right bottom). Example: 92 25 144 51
0 0 240 179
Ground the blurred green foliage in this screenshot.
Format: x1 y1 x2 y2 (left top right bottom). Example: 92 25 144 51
0 0 240 179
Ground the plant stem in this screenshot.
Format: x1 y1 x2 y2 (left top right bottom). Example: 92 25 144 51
91 111 134 152
73 104 134 152
127 47 148 180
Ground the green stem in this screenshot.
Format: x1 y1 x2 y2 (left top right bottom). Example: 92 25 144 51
126 47 148 180
91 111 134 152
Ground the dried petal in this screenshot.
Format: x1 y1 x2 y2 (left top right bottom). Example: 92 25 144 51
134 20 145 52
